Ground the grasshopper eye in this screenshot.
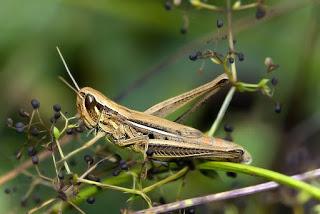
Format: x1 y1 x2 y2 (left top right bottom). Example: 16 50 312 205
85 94 96 109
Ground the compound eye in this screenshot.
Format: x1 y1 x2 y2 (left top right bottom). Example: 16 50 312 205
85 94 96 109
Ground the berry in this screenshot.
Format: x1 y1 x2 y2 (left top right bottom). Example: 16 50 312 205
15 122 25 133
228 57 234 64
58 171 64 180
66 128 73 135
256 6 266 19
84 154 94 165
53 104 61 112
31 155 39 165
271 77 278 86
164 1 172 10
189 52 200 61
4 188 11 194
119 159 126 165
30 127 40 137
237 52 244 61
180 27 188 34
31 99 40 109
119 160 128 170
146 148 154 157
28 146 37 156
224 124 234 132
120 163 128 171
275 102 281 113
216 19 223 28
86 197 95 204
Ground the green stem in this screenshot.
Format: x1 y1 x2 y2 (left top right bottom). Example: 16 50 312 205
190 0 224 12
198 162 320 199
142 167 189 193
208 86 236 137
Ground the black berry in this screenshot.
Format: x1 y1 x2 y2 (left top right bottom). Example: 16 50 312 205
237 52 244 61
53 104 61 112
66 128 73 135
256 6 266 19
84 154 94 165
224 124 234 132
4 188 11 194
275 102 281 113
30 127 40 137
86 197 95 204
31 99 40 109
120 163 128 171
216 19 223 28
15 122 25 133
28 146 36 156
31 155 39 165
271 77 278 86
180 27 188 34
58 171 64 180
189 52 200 61
164 1 172 10
228 57 234 64
146 148 154 157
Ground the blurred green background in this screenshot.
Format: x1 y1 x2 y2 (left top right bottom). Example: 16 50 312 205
0 0 320 213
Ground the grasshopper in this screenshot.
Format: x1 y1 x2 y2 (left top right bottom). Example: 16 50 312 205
56 48 251 164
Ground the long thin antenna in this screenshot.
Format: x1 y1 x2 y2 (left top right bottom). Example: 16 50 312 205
58 76 79 94
56 46 80 91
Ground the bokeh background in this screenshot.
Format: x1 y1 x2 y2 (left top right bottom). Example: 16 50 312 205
0 0 319 213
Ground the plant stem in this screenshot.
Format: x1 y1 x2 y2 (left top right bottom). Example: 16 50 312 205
208 86 236 136
135 167 320 214
142 167 189 193
208 0 237 136
198 162 320 199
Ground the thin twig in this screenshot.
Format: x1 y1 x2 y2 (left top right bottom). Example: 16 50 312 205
27 198 57 214
135 168 320 214
114 0 307 101
0 135 71 186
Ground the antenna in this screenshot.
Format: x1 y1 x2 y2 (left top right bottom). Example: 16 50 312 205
56 46 80 91
58 76 79 94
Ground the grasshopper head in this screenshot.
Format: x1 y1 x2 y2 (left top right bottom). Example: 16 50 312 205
77 87 110 129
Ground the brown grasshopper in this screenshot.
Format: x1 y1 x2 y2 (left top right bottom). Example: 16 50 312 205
56 47 251 164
